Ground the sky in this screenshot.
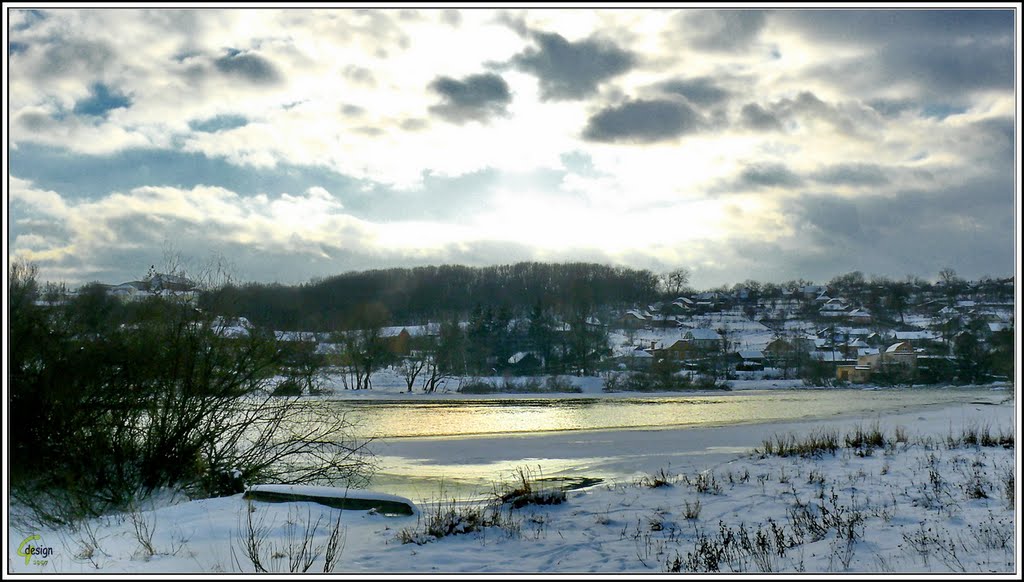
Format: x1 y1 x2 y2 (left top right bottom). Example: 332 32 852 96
4 5 1020 290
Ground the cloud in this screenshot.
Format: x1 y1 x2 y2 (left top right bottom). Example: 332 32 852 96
582 99 703 143
440 9 461 27
782 173 1015 279
9 143 364 203
8 178 376 281
738 163 803 189
740 103 782 131
428 73 512 123
655 77 732 107
10 8 48 31
36 38 115 78
15 108 60 132
778 10 1013 101
341 104 365 117
511 31 635 100
6 9 1014 289
6 176 625 287
212 49 282 84
342 65 376 86
738 92 879 137
674 10 767 52
866 98 916 119
811 163 889 186
776 10 1011 48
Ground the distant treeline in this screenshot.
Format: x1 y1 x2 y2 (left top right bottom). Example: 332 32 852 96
200 262 661 330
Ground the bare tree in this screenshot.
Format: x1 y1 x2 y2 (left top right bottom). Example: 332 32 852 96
398 355 427 393
660 268 692 297
420 352 451 393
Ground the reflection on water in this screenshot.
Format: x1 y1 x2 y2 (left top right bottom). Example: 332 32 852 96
331 388 1006 440
315 387 1009 503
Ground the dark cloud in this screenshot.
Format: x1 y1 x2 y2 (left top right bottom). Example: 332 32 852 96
16 111 59 132
866 98 916 119
511 31 635 100
676 10 767 52
189 114 249 133
786 92 830 116
783 174 1015 279
9 41 29 55
776 10 1012 47
738 163 803 188
72 83 131 117
740 103 782 131
740 92 867 135
971 117 1014 160
213 49 282 84
9 143 364 204
885 41 1013 94
428 73 512 124
811 164 890 187
793 196 867 242
38 39 114 78
655 77 731 107
582 99 702 144
781 11 1013 99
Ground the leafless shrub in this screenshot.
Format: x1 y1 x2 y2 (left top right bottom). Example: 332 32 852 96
234 502 345 573
128 504 157 558
683 499 702 520
694 471 722 495
396 497 486 545
495 466 566 509
637 467 674 488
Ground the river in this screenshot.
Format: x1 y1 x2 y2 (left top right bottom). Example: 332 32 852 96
323 386 1013 503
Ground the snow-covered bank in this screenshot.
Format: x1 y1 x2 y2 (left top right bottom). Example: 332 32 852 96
308 367 1012 401
7 395 1018 575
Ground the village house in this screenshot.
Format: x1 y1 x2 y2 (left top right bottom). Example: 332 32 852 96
846 308 873 324
837 341 918 383
616 310 648 329
658 339 699 362
835 363 873 383
683 328 723 350
613 347 654 370
735 350 765 371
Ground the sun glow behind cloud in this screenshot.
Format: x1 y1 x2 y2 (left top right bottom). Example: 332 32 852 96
5 7 1017 288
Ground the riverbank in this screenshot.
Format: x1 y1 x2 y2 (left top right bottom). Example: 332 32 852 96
309 367 1013 401
7 393 1018 576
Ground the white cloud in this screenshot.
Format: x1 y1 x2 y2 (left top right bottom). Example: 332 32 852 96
6 9 1015 288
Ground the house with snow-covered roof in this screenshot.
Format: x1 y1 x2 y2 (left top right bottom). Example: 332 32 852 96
617 310 647 329
683 328 723 349
846 308 872 324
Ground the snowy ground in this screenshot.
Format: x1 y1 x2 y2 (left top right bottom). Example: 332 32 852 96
6 387 1018 576
310 366 1003 400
